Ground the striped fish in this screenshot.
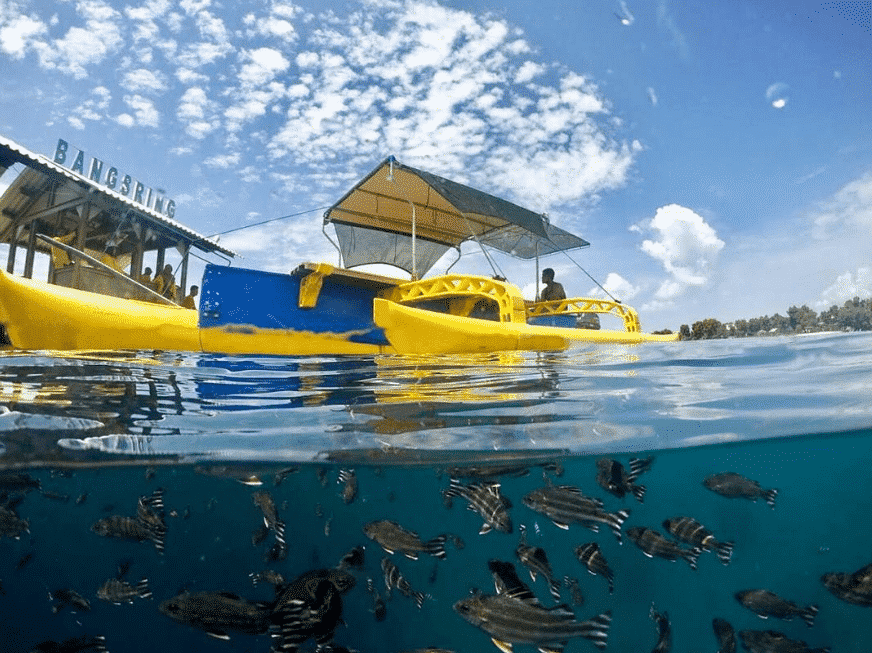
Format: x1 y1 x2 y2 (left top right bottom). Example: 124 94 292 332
97 577 152 604
442 478 513 535
381 557 427 609
703 472 778 508
627 527 701 570
270 568 355 652
454 592 611 652
574 542 615 594
522 485 630 544
650 604 671 653
515 525 561 602
363 519 449 560
595 458 646 503
662 516 734 565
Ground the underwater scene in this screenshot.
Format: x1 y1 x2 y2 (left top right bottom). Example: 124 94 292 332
1 332 871 653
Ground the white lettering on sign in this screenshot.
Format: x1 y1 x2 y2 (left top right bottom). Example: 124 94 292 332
52 138 176 219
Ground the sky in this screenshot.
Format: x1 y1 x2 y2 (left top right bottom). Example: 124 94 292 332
0 0 870 331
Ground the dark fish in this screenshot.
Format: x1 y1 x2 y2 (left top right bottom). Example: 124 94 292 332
382 557 427 608
516 524 561 602
252 490 286 561
595 458 646 502
75 493 88 505
91 488 166 554
194 464 265 486
91 515 164 553
338 468 358 504
29 635 107 653
249 569 285 587
364 519 449 560
366 577 387 621
272 571 349 653
0 505 29 539
564 576 585 605
574 542 614 593
252 490 285 540
739 630 831 653
820 560 872 606
488 559 538 604
337 545 365 570
16 551 34 570
159 590 272 639
627 527 701 570
523 485 630 543
445 461 563 480
0 472 40 492
649 604 671 653
735 589 818 627
703 472 778 507
273 466 300 485
454 592 611 652
49 588 91 613
97 577 152 604
40 490 70 502
251 523 269 546
713 617 737 653
442 478 513 534
662 516 734 564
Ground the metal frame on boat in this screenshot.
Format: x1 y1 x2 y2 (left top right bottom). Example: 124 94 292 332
0 135 677 354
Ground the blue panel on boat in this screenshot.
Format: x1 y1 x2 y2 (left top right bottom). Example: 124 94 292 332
528 314 577 328
199 264 389 344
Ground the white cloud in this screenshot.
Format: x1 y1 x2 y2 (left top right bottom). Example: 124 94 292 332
633 204 724 303
31 0 124 79
515 61 545 83
817 267 872 308
203 153 240 169
0 14 46 58
121 68 168 94
812 171 872 238
657 0 689 59
122 94 160 127
647 87 658 106
766 82 789 109
588 272 640 302
238 47 290 87
177 87 218 138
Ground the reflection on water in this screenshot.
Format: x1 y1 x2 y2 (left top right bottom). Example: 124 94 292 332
0 333 870 466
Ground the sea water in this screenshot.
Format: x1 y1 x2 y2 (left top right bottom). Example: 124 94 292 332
1 332 871 652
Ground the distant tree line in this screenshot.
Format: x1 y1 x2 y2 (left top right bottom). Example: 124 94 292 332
679 296 872 340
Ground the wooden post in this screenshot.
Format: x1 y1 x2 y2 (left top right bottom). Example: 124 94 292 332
6 220 18 274
23 221 37 278
179 243 189 296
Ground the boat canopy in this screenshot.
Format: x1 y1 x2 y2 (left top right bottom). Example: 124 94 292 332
324 156 589 276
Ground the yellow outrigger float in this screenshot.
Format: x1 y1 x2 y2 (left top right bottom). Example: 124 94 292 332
0 135 676 355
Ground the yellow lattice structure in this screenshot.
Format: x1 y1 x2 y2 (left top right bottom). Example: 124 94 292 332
527 298 642 333
379 275 528 324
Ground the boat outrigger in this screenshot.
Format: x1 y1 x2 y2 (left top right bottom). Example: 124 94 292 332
0 134 676 355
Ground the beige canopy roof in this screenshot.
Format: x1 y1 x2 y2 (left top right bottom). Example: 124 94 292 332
324 156 589 275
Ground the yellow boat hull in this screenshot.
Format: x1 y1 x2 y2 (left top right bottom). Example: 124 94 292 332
372 298 678 354
0 271 200 351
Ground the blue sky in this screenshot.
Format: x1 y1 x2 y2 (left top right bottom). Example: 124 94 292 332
0 0 869 330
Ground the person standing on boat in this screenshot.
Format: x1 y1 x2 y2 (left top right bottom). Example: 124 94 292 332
181 285 198 310
541 268 566 302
